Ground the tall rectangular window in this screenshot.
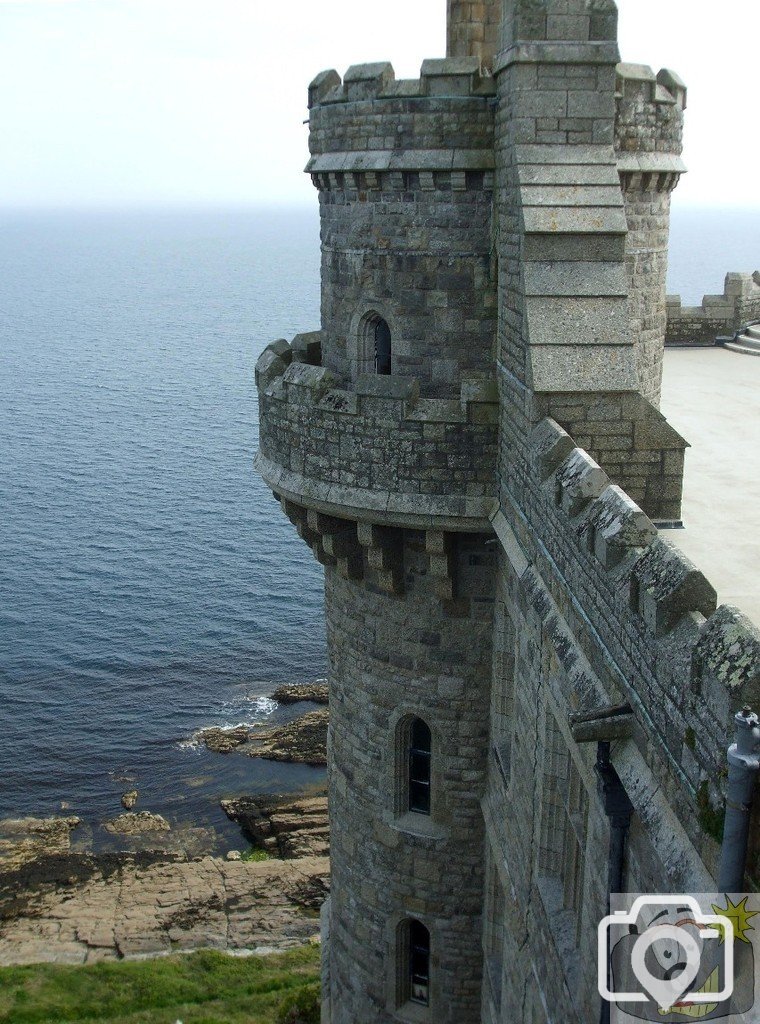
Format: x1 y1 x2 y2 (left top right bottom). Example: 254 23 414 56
409 718 431 815
409 920 430 1006
397 919 431 1010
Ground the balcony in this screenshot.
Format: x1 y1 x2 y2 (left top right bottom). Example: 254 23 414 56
255 334 497 532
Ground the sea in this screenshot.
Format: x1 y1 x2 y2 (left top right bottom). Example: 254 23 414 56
0 204 758 851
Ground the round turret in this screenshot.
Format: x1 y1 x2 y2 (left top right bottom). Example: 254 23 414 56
615 64 687 406
307 59 497 398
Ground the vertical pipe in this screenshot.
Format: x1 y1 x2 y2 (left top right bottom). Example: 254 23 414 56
718 706 760 892
596 742 634 1024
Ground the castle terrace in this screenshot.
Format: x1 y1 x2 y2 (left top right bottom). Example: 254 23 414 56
661 346 760 625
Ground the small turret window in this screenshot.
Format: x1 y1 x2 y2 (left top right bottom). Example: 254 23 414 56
409 718 431 815
409 920 431 1005
374 317 392 375
397 918 431 1008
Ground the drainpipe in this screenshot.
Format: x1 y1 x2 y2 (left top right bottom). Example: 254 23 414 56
718 706 760 892
596 741 634 1024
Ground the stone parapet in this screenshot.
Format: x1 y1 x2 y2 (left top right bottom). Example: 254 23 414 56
615 65 685 150
307 60 495 167
499 416 760 884
256 338 498 531
666 272 760 346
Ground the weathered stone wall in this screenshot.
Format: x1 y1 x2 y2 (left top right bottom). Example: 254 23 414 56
666 272 760 345
485 413 760 1018
324 534 495 1023
619 186 673 403
491 29 686 523
256 340 497 528
533 389 686 523
307 62 497 397
447 0 501 70
614 63 686 405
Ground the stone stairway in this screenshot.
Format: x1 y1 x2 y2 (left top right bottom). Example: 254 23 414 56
725 322 760 356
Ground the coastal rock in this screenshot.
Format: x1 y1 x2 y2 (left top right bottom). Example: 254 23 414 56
221 793 329 860
0 853 330 966
271 681 329 705
121 790 138 810
0 816 81 873
103 812 170 836
196 725 250 753
246 710 328 766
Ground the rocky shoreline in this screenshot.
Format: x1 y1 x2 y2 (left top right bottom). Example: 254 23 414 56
0 683 331 967
221 793 329 860
195 690 328 765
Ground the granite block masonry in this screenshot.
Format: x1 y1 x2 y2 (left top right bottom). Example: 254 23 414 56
254 1 760 1022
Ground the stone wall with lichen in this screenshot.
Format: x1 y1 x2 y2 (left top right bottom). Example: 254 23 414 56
255 338 497 528
484 414 760 1020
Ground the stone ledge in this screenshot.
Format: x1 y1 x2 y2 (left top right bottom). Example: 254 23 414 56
306 149 496 174
494 41 620 74
255 454 495 533
616 153 687 175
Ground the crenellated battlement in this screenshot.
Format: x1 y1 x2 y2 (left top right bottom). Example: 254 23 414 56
614 64 686 192
307 59 496 177
308 58 496 109
667 271 760 345
255 337 497 531
615 64 687 112
491 416 760 881
523 417 760 792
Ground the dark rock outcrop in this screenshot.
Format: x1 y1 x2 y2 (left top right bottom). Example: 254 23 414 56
196 725 250 753
271 682 329 705
221 792 329 860
246 710 328 766
103 812 170 836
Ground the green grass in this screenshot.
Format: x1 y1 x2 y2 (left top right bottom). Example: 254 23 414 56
0 945 321 1024
240 847 271 863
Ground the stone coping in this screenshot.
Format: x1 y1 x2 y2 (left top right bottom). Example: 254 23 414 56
493 41 620 74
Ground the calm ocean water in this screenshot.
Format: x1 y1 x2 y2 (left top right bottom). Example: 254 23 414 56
0 203 757 849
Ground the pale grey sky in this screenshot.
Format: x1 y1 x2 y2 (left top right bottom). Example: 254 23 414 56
0 0 756 208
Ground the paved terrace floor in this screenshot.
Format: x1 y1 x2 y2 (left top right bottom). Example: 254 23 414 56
660 347 760 627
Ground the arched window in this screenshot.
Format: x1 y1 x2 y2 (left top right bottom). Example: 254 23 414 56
409 718 431 815
409 920 431 1005
397 919 431 1008
374 317 392 375
353 309 393 379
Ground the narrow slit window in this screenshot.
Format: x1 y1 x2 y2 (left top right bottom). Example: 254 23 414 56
374 317 392 375
409 920 430 1006
409 718 431 815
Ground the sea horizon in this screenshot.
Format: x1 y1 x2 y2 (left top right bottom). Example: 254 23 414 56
0 201 758 846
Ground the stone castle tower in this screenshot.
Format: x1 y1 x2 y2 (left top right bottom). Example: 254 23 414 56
255 2 760 1021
